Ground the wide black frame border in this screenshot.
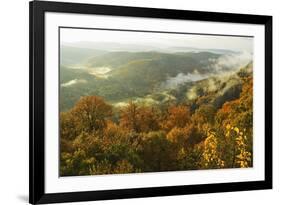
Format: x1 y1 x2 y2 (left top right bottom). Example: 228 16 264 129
29 1 272 204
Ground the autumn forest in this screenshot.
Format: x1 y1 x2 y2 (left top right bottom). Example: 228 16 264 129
59 29 253 176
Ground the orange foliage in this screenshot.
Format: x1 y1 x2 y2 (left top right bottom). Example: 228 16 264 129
70 96 112 133
162 105 191 131
120 101 159 133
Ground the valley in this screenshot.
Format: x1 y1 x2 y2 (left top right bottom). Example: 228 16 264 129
60 46 252 112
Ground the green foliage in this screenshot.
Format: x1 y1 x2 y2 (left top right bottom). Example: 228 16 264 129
59 51 222 111
139 131 178 172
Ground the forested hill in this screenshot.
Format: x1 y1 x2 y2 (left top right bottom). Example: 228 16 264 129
60 50 250 111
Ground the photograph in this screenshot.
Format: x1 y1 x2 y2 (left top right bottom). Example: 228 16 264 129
27 1 273 204
59 27 254 177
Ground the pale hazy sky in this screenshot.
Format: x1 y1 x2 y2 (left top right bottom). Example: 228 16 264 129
60 28 253 52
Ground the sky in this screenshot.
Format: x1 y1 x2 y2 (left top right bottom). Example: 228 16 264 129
60 28 253 53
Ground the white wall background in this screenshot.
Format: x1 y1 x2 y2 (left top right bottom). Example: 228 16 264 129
0 0 279 204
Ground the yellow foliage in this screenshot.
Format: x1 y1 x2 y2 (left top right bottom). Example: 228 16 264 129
235 131 251 168
202 132 225 168
166 127 189 144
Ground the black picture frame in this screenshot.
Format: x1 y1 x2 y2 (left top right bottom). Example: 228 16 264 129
29 0 272 204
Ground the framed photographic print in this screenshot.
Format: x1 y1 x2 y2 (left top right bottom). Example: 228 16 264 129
29 0 272 204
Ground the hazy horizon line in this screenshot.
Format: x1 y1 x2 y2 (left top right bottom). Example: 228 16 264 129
61 41 249 54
